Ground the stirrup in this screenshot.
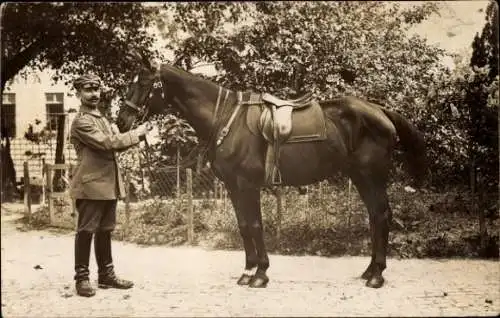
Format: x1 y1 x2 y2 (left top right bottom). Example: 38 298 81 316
271 167 282 185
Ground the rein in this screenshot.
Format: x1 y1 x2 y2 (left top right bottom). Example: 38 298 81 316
124 76 162 180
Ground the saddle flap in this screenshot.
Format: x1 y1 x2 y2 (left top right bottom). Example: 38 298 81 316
246 105 263 137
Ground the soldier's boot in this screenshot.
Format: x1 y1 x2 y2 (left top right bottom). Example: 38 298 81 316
74 231 96 297
95 231 134 289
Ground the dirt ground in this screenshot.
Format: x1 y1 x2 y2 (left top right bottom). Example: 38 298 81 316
1 202 499 317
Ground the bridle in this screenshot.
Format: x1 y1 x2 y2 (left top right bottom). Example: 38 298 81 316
122 71 165 178
123 72 165 130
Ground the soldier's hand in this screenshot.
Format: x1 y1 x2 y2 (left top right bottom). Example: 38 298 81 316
134 123 150 137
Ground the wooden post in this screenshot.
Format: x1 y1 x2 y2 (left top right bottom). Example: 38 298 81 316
186 168 194 245
23 161 32 222
305 185 309 212
222 186 227 211
41 158 46 205
47 164 54 225
275 187 282 241
347 178 352 227
214 179 218 205
319 181 323 202
176 147 181 198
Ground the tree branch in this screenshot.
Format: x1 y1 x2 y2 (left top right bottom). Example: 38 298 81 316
1 38 46 92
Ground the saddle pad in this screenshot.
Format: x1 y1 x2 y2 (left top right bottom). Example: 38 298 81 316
287 101 327 143
246 101 327 143
263 101 328 143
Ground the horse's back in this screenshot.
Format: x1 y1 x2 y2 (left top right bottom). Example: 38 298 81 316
320 96 397 138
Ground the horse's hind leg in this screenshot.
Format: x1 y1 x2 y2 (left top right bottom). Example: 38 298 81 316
351 170 392 288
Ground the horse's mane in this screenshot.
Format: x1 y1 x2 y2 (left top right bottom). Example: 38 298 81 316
161 63 221 92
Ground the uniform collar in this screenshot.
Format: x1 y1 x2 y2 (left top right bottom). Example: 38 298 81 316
79 105 102 117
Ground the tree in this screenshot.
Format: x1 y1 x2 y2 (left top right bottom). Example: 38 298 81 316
467 0 498 194
1 2 160 91
158 2 451 182
0 2 160 199
465 1 499 254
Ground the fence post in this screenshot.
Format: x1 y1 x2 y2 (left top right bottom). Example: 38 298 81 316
41 158 46 205
176 147 181 198
23 161 32 222
213 179 218 205
186 168 194 245
46 164 54 225
347 178 352 227
222 185 227 211
275 187 283 242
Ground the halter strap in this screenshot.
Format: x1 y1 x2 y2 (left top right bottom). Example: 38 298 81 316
124 100 143 112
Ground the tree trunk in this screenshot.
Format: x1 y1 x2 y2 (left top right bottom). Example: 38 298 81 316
1 137 19 202
52 114 66 192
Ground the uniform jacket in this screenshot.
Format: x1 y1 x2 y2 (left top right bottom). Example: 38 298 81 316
70 105 141 200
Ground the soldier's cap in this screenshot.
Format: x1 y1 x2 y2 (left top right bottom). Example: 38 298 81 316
74 74 101 90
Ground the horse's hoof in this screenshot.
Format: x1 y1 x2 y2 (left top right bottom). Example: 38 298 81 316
249 275 269 288
237 274 253 286
361 269 373 280
365 275 384 288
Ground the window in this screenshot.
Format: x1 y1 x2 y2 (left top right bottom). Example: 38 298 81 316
45 93 64 131
1 93 16 137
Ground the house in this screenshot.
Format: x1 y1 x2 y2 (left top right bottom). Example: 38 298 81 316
2 69 80 183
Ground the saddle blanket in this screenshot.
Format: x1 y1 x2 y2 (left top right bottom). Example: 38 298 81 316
247 101 327 144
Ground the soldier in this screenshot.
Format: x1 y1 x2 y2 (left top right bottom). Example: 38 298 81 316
69 74 149 297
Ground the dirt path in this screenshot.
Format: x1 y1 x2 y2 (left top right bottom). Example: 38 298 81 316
1 203 499 317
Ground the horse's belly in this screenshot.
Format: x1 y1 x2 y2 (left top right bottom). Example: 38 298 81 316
278 140 345 186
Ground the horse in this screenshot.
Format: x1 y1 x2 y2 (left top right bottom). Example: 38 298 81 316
116 60 427 289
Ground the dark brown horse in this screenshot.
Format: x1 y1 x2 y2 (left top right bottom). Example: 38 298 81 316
116 61 427 289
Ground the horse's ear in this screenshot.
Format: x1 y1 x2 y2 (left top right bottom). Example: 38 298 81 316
139 52 154 71
126 49 142 62
126 48 157 72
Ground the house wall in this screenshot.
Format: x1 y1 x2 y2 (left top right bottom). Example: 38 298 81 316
3 70 80 182
4 70 80 137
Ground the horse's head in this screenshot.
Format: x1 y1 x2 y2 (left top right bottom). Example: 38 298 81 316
116 52 167 133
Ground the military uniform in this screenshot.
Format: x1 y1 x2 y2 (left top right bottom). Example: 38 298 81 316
70 74 144 297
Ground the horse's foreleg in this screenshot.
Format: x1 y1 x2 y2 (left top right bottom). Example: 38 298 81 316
227 186 258 286
240 186 269 288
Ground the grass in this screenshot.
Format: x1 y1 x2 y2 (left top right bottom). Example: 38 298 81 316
15 181 499 259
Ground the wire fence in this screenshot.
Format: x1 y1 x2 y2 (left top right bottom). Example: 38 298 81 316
10 111 77 184
19 132 495 257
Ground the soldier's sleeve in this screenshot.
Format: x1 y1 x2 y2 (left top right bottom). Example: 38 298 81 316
71 114 142 151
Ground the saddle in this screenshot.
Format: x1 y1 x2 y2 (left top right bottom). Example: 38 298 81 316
244 91 327 185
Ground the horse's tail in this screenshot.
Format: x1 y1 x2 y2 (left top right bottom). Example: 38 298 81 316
381 108 428 186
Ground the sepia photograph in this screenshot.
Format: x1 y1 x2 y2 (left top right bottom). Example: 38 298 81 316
1 1 498 317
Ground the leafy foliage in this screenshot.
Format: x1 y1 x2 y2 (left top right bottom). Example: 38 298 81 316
1 2 160 91
157 2 458 183
465 1 499 192
154 2 497 189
